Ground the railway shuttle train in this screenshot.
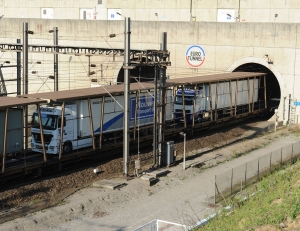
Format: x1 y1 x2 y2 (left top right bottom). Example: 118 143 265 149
29 73 268 155
31 90 173 154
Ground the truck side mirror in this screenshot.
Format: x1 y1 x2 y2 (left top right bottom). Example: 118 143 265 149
58 117 66 127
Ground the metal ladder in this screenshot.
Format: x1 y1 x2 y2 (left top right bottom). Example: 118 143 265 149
290 106 296 125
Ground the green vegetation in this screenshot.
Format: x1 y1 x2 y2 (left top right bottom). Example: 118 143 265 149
199 162 300 231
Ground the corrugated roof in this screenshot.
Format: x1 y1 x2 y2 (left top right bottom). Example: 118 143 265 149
0 97 47 109
18 72 265 102
20 82 155 101
166 72 266 85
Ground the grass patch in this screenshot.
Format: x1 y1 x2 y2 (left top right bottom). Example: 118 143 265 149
198 162 300 231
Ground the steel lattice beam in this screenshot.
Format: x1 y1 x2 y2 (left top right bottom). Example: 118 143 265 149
0 42 171 66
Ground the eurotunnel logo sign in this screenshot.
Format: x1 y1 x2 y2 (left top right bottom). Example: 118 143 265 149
185 45 206 68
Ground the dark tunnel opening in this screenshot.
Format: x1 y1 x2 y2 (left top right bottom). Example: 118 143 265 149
233 63 281 118
117 58 155 84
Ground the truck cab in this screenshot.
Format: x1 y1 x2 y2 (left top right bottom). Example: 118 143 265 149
173 86 209 123
31 104 76 154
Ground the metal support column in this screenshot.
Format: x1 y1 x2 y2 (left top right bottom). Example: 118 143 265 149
17 39 21 95
235 80 238 116
1 108 8 174
59 101 65 160
134 91 138 141
209 83 213 120
247 78 251 112
37 104 47 162
192 84 197 129
158 32 167 167
252 77 256 112
153 66 158 167
123 17 131 177
88 98 95 150
23 22 29 149
229 80 233 116
215 82 219 120
264 75 267 110
100 96 104 149
182 85 187 127
53 27 58 91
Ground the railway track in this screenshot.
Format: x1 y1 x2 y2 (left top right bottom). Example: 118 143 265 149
1 116 269 186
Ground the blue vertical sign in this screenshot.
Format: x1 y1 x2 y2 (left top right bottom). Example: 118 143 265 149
294 102 300 106
130 96 154 121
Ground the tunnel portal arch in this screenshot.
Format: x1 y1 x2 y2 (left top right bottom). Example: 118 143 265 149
227 57 285 120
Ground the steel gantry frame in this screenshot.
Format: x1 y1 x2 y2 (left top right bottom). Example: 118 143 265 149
0 42 171 67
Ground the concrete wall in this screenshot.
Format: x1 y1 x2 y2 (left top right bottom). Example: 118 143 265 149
1 0 300 22
0 18 299 123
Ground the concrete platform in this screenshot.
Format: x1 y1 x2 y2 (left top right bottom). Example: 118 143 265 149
140 175 157 186
140 175 155 181
144 169 171 177
179 160 196 168
190 161 205 168
92 179 127 190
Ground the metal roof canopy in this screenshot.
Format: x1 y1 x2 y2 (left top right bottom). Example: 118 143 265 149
0 97 47 109
19 82 155 102
18 72 265 102
165 72 266 86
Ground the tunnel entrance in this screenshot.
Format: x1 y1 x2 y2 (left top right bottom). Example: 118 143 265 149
233 63 280 118
117 58 155 84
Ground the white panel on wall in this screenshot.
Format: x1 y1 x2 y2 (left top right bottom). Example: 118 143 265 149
41 8 53 19
108 9 122 20
80 8 93 20
217 9 236 22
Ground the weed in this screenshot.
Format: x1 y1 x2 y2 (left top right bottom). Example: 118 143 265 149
199 160 300 230
290 201 300 219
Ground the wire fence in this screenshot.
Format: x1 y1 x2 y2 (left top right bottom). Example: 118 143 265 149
215 141 300 203
133 219 185 231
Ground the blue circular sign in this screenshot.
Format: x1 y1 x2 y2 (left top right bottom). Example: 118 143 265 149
185 45 206 68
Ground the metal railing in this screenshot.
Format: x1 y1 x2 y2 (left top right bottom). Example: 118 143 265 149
215 141 300 203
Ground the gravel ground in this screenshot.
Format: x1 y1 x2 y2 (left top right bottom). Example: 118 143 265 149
1 120 299 231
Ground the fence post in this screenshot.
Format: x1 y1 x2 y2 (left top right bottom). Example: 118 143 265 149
231 168 233 195
270 152 272 174
281 147 283 166
257 157 260 180
291 144 294 164
245 162 247 188
214 175 216 204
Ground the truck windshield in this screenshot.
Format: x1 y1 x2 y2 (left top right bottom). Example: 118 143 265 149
32 113 58 130
174 96 194 105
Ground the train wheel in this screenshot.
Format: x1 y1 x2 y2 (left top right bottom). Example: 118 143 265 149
63 142 72 153
196 115 201 123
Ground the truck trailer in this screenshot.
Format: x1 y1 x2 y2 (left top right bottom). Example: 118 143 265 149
31 90 173 154
173 78 260 123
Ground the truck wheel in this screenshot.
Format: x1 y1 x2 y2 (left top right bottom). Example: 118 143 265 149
196 115 201 123
95 138 100 148
63 142 72 153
